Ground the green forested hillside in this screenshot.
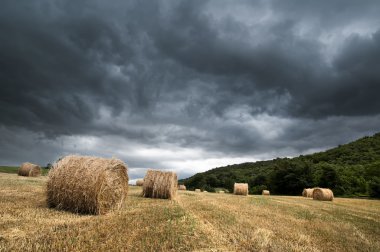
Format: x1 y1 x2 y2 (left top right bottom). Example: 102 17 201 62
181 133 380 198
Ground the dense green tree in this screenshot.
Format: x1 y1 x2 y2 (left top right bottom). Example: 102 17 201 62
252 175 267 186
369 177 380 198
318 164 339 189
365 162 380 178
204 184 216 192
269 160 313 195
250 185 267 194
185 173 206 190
206 175 218 187
224 178 235 192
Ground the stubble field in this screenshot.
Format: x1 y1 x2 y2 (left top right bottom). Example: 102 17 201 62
0 172 379 252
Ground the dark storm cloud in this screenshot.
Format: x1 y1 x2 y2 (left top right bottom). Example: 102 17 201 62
290 30 380 117
144 0 380 118
0 1 126 135
1 0 380 176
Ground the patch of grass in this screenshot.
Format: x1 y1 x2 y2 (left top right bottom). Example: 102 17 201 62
0 166 19 174
251 195 270 206
0 167 49 175
294 209 316 220
182 193 196 197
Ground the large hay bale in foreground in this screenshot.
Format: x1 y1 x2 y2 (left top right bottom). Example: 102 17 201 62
136 179 144 186
262 190 270 196
142 170 177 200
302 188 314 198
47 155 129 215
178 185 186 190
312 188 334 201
234 183 248 196
18 162 41 177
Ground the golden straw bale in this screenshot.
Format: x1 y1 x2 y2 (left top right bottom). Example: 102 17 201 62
218 191 225 194
302 188 314 198
234 183 248 196
312 188 334 201
262 190 270 196
142 170 177 200
47 155 129 215
178 185 186 190
18 162 41 177
136 179 144 186
195 189 201 192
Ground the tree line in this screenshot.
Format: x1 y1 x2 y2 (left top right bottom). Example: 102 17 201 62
181 133 380 198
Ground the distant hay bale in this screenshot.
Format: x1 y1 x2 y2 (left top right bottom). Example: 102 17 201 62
262 190 270 195
18 162 41 177
302 188 314 198
195 189 201 192
136 179 144 186
312 188 334 201
262 190 270 196
47 155 129 215
203 190 208 193
178 185 186 190
234 183 248 196
218 191 225 194
142 170 177 200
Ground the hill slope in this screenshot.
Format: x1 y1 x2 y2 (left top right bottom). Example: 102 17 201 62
182 133 380 197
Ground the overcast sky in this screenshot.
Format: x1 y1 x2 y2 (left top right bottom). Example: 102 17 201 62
1 0 380 181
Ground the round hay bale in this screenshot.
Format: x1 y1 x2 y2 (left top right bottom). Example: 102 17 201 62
18 162 41 177
302 188 314 198
234 183 248 196
142 170 177 200
262 190 270 196
178 185 186 190
136 179 144 186
218 190 225 194
195 189 201 192
312 188 334 201
47 155 129 215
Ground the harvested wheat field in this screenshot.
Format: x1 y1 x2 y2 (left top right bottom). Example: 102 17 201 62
1 173 380 252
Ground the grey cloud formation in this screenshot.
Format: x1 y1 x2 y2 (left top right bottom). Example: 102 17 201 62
1 0 380 179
